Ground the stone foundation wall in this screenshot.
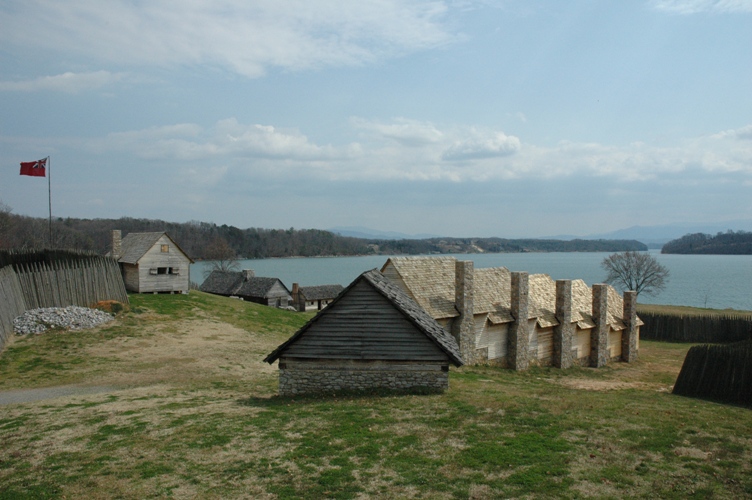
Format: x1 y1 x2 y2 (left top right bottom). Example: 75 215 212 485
278 359 450 396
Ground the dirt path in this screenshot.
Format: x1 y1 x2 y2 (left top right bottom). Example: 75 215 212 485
0 385 117 405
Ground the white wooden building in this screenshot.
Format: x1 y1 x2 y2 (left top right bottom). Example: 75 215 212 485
111 230 193 294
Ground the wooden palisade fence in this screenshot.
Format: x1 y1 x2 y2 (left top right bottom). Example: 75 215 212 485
638 311 752 343
673 340 752 407
0 266 27 353
0 249 128 353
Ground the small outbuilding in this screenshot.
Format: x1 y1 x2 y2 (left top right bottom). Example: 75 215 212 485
200 269 292 308
291 283 344 312
111 230 193 294
264 269 464 396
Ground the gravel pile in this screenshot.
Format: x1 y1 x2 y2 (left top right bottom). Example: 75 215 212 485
14 306 115 335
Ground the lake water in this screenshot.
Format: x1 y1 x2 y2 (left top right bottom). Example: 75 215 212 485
191 250 752 311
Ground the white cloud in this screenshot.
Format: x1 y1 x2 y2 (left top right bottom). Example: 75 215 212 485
0 71 126 93
650 0 752 14
712 124 752 140
58 118 752 187
0 1 456 78
351 117 444 146
215 119 348 160
88 119 356 164
441 130 521 160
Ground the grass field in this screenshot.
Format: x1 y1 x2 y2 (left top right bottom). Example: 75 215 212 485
1 292 750 499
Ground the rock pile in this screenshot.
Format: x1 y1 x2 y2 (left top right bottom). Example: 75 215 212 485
14 306 115 335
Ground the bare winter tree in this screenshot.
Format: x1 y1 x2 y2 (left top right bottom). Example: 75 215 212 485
601 251 669 297
203 237 240 278
0 200 11 235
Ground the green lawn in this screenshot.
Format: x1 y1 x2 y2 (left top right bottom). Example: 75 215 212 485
0 292 750 499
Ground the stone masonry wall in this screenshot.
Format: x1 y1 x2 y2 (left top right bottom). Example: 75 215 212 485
509 271 530 371
278 359 449 396
452 260 475 364
553 279 575 369
622 290 639 363
591 284 610 368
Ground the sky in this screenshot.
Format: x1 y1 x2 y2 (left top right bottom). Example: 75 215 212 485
1 0 751 238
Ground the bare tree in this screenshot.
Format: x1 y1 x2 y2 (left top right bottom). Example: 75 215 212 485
203 237 240 278
0 200 11 234
601 251 669 297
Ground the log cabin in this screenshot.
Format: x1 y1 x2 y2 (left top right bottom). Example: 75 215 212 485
200 269 293 308
265 269 464 395
111 230 193 294
290 283 344 312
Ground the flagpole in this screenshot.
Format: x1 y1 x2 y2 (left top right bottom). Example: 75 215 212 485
47 156 52 247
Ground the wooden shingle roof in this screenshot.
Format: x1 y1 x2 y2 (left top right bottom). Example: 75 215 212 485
237 277 289 298
607 286 627 331
382 256 638 330
381 256 458 319
117 231 193 264
528 273 558 328
475 267 513 324
572 279 596 329
570 279 643 329
199 270 244 295
299 284 344 301
265 269 463 366
200 271 290 299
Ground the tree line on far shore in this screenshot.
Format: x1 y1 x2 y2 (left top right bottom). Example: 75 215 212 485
662 230 752 255
0 203 647 260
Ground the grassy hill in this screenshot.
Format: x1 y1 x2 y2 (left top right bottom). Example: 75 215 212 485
1 292 751 498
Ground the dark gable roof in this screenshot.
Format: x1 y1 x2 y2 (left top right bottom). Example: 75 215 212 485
199 270 244 295
299 284 344 301
200 271 290 298
265 269 463 366
118 231 193 264
236 277 290 298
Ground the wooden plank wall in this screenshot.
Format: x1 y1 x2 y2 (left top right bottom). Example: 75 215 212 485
14 258 128 309
574 329 591 361
639 312 752 343
134 235 191 293
283 281 448 362
0 254 128 352
608 330 623 359
0 266 27 353
537 328 554 363
474 317 508 361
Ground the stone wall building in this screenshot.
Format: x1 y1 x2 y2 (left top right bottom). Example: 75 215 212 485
265 269 463 395
381 256 641 370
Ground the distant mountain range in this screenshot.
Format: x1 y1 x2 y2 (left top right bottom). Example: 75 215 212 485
331 220 752 247
583 220 752 246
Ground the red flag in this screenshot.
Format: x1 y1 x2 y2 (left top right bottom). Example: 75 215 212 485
20 158 47 177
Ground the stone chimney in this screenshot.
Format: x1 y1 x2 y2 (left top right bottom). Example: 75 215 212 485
111 230 122 259
292 283 300 311
621 290 638 363
591 284 610 367
553 279 574 369
452 260 474 363
509 271 530 371
243 269 255 280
